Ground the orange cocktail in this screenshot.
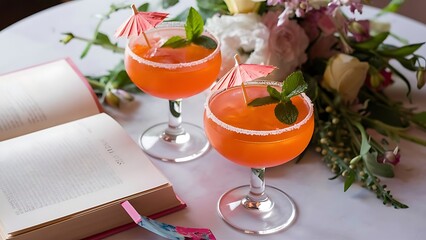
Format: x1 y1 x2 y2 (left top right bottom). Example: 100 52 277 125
125 23 221 100
204 80 314 234
204 81 314 168
124 22 221 162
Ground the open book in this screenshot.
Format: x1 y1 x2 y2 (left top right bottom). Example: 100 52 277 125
0 59 185 240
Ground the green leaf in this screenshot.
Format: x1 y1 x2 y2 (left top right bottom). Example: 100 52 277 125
193 35 217 49
412 112 426 129
365 101 409 128
344 171 356 192
161 36 189 48
353 122 371 156
417 69 425 89
376 0 405 17
196 0 229 20
353 32 389 50
248 96 280 107
363 152 395 178
162 0 179 9
267 85 281 100
378 43 424 58
185 7 204 41
282 71 308 98
396 56 418 71
274 102 298 124
138 3 149 12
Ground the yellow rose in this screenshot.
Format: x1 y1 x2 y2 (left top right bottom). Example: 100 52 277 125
224 0 262 14
322 54 370 102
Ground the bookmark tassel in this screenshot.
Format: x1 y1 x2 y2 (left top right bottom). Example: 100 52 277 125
121 201 216 240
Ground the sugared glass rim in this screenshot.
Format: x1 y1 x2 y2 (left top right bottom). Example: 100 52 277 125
125 22 221 69
205 80 314 136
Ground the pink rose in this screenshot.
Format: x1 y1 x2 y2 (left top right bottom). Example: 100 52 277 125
262 11 309 81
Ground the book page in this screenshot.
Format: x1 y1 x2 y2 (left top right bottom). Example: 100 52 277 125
0 113 169 234
0 59 101 141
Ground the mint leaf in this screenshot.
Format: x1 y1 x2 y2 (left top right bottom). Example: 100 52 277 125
248 71 307 125
267 85 281 99
162 36 188 48
283 71 307 98
274 101 298 124
248 96 280 107
161 7 215 50
185 7 204 41
193 35 217 49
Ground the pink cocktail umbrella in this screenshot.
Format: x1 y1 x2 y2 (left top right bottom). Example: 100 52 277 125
212 54 276 103
115 4 168 48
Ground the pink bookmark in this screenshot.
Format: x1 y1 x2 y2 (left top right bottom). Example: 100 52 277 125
121 201 216 240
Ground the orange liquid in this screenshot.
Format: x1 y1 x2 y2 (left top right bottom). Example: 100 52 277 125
125 28 221 100
204 84 314 168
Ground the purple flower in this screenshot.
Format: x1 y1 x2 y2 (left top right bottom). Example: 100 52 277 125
378 146 401 166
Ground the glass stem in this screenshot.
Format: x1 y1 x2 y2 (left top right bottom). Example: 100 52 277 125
162 100 189 143
242 168 273 211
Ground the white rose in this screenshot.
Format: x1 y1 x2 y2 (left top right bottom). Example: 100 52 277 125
206 14 270 78
322 54 370 102
224 0 262 14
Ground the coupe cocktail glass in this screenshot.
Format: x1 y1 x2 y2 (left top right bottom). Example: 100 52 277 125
204 80 314 234
125 22 221 162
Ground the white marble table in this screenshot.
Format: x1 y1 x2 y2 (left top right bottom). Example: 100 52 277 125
1 1 425 239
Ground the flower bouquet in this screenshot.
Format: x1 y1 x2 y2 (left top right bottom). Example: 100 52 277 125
61 0 426 208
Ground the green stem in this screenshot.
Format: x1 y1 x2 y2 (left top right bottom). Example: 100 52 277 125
398 131 426 146
364 117 426 146
73 35 125 53
87 79 106 89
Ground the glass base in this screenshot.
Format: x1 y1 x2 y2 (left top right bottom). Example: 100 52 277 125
218 185 296 234
139 122 210 162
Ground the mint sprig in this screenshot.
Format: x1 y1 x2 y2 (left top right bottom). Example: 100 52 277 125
248 71 308 125
161 7 217 49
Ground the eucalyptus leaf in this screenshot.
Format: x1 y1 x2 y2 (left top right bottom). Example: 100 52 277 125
363 152 395 178
274 102 298 124
248 96 280 107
